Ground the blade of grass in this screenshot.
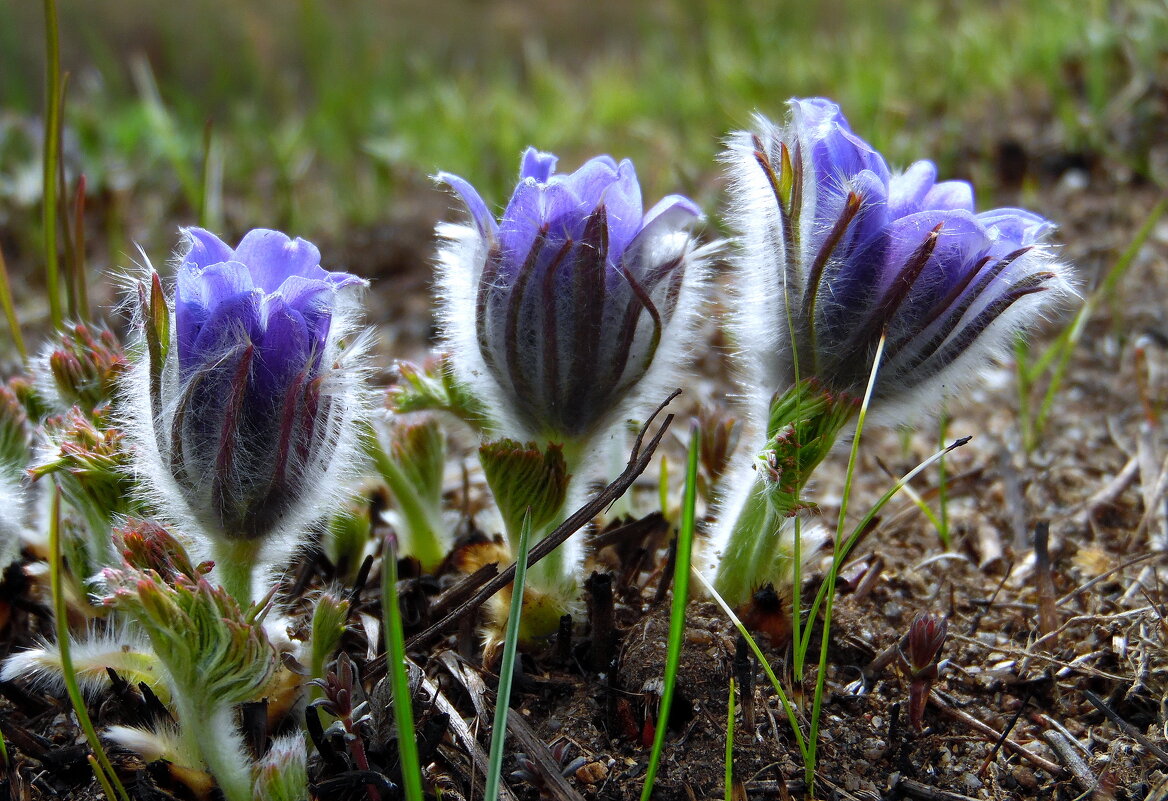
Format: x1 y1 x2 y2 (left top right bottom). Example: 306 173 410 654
87 754 118 801
484 510 532 801
49 487 131 801
1025 195 1167 449
640 424 700 801
658 453 669 521
382 532 425 801
41 0 63 330
806 333 885 792
936 407 951 548
72 175 90 322
803 436 971 639
0 244 27 361
692 568 808 761
725 677 735 801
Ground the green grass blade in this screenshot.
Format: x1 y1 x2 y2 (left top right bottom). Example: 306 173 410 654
41 0 63 330
806 333 885 792
87 754 118 801
49 487 131 801
724 677 735 801
640 424 700 801
382 534 425 801
936 408 951 548
1026 195 1167 448
692 568 808 760
484 510 532 801
804 436 970 633
0 244 27 362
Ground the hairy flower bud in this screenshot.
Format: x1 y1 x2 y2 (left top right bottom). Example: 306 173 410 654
723 98 1074 422
42 323 127 412
436 148 712 449
122 229 370 599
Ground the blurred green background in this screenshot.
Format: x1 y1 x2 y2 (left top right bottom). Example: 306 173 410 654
1 0 1165 284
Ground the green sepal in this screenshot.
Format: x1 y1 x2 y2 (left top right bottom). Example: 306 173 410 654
0 383 30 471
479 438 570 544
145 271 170 419
761 379 858 516
390 355 493 434
389 418 446 509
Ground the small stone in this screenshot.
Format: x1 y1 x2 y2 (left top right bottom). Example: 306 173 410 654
861 739 887 760
575 761 609 784
1013 766 1038 791
962 772 983 791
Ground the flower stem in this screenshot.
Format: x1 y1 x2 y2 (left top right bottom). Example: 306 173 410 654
173 695 252 801
212 538 261 607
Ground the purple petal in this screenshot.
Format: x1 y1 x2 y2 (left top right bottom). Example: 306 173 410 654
888 161 938 219
621 194 700 279
499 180 548 265
880 209 989 321
437 171 499 240
600 159 644 259
175 261 255 369
923 180 974 213
233 229 324 292
185 292 262 376
181 227 235 271
976 208 1053 246
519 148 558 183
257 295 311 396
555 155 620 201
793 98 890 188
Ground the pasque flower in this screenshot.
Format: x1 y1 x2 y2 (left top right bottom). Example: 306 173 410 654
124 228 369 603
709 98 1073 612
436 148 711 449
724 97 1073 420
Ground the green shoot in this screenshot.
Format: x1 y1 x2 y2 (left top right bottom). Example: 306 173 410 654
49 488 131 801
640 424 699 801
382 533 425 801
805 333 884 792
0 244 26 361
87 754 118 801
724 677 735 801
41 0 64 330
658 452 669 522
484 510 532 801
364 422 449 572
692 568 808 763
71 176 90 322
1019 194 1167 451
936 407 950 547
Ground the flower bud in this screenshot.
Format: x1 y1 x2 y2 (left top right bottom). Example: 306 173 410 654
436 148 712 448
723 98 1074 423
122 229 371 582
29 323 127 416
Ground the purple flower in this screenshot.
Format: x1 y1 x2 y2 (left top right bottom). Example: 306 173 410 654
126 228 369 551
436 148 710 444
724 98 1073 418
